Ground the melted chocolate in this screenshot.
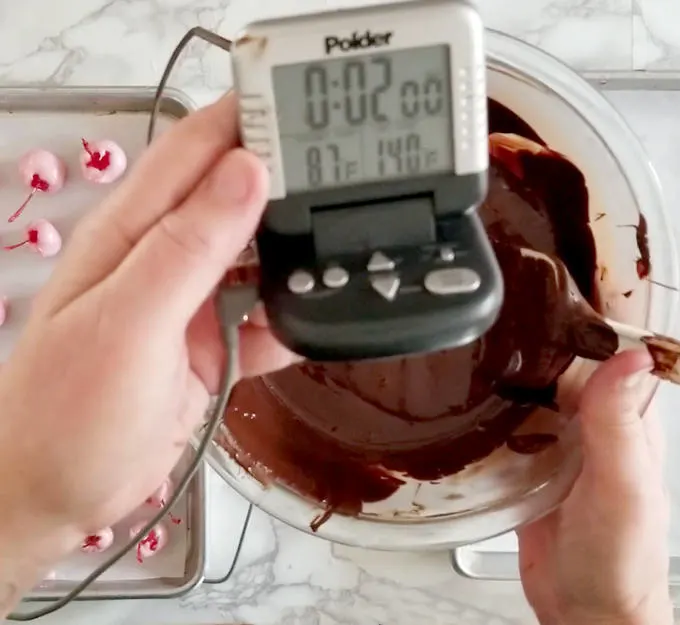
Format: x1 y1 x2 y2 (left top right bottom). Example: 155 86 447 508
221 100 615 523
488 99 545 145
507 433 559 455
620 214 651 281
486 244 620 371
642 334 680 381
636 214 651 280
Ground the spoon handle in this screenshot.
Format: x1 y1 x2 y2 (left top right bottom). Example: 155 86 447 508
605 318 680 385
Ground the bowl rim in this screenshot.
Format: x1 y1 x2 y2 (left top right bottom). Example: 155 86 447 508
203 29 680 550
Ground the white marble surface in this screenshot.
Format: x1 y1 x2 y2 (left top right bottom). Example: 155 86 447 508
635 0 680 69
3 1 680 624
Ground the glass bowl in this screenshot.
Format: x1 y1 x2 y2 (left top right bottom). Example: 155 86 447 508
201 31 679 550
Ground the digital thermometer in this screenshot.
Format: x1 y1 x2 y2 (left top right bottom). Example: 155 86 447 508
232 0 503 361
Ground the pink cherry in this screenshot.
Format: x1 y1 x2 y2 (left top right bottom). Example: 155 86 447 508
80 139 127 184
4 219 62 258
146 477 173 508
130 522 168 563
18 149 66 191
81 528 115 554
10 150 67 223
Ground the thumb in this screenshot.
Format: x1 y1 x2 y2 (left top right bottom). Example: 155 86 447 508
578 349 654 484
111 148 268 327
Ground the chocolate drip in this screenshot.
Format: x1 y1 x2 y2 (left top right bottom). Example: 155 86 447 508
642 335 680 380
620 213 651 281
636 214 651 280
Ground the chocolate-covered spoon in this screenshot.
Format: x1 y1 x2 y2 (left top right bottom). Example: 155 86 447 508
505 244 680 384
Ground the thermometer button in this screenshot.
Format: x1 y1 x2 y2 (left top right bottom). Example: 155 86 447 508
323 266 350 289
370 274 401 301
288 270 315 294
440 247 456 262
424 268 481 296
367 251 396 272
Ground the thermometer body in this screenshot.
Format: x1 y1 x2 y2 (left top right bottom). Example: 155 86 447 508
232 0 503 361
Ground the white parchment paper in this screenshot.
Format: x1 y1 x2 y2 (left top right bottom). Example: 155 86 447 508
0 101 193 584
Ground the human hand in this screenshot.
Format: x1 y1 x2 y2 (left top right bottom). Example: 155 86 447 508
517 350 673 625
0 94 296 579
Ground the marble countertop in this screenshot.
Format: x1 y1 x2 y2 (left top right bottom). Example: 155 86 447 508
3 1 680 624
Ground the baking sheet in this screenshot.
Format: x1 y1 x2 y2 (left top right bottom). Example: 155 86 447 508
0 87 206 600
0 87 189 362
203 464 252 584
453 81 680 587
33 452 203 589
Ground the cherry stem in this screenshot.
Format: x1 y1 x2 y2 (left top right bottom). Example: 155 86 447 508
158 499 181 525
8 188 36 223
4 239 29 251
82 139 96 158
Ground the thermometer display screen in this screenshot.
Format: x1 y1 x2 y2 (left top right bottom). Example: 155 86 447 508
272 44 454 192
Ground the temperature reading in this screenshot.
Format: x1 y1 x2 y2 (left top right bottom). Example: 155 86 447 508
305 144 359 188
274 44 454 191
377 133 439 177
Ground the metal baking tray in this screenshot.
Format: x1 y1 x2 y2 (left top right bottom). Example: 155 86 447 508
0 86 206 601
28 455 207 602
452 73 680 597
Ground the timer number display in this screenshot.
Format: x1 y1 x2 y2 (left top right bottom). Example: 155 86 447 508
272 44 453 192
303 59 445 129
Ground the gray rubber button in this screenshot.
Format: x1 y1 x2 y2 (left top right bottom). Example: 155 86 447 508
323 266 350 289
370 274 400 301
424 268 481 295
368 251 396 272
440 247 455 262
288 270 315 294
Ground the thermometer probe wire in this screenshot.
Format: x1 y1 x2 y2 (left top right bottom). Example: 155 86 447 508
7 288 253 621
148 27 233 144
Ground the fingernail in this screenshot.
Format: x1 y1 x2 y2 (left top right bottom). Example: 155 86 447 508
622 370 650 392
617 370 650 417
215 151 254 203
623 371 649 391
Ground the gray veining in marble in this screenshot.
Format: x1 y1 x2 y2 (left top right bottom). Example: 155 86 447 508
0 0 639 98
634 0 680 69
177 509 533 625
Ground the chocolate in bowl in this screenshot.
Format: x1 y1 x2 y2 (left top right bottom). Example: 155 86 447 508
204 32 677 550
221 100 602 521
